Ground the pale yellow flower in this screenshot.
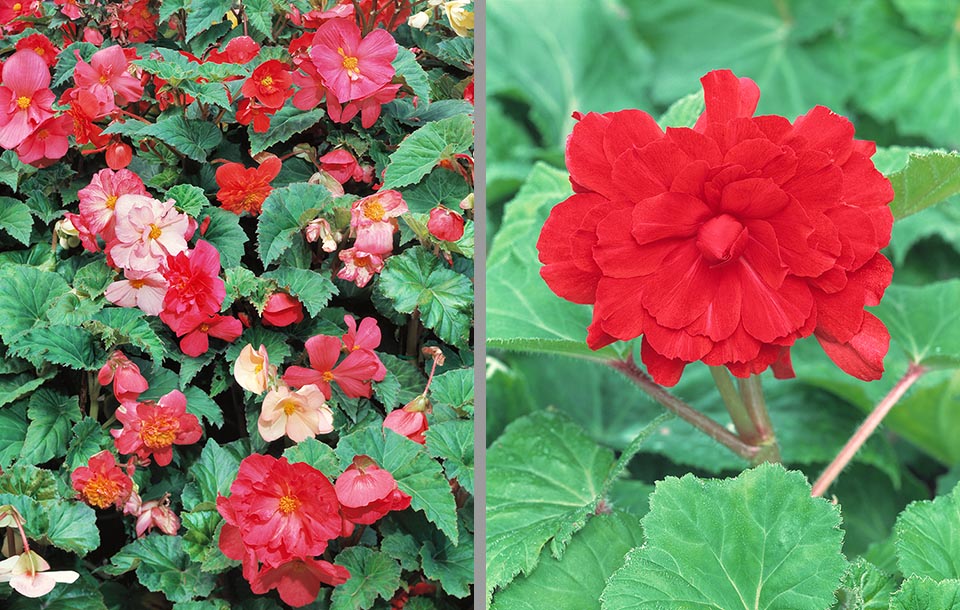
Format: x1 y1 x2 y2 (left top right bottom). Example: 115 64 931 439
443 1 474 37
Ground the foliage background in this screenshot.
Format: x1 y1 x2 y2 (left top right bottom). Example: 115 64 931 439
486 0 960 608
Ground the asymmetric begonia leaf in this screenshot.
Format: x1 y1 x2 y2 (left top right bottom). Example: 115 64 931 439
429 368 474 413
91 308 168 367
181 439 244 511
491 511 643 610
393 47 431 107
139 116 223 162
108 535 216 603
42 501 101 556
420 523 473 599
600 464 847 610
424 419 474 494
201 207 248 269
890 576 960 610
0 265 69 339
262 266 337 317
895 481 960 581
0 197 33 245
832 558 897 610
283 437 342 476
165 184 208 217
248 106 326 156
64 417 112 470
883 150 960 219
183 0 233 41
0 402 28 468
20 389 82 465
330 547 402 610
382 114 474 188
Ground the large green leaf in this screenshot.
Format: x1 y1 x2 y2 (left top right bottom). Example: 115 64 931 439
488 0 653 148
262 266 337 317
600 464 847 610
872 280 960 368
419 524 473 599
184 0 233 41
382 114 474 189
331 547 402 610
91 308 167 366
890 576 960 610
248 106 325 156
257 183 335 266
0 265 69 340
392 47 431 106
0 401 27 468
486 163 621 360
492 511 643 610
884 151 960 219
377 247 472 346
20 389 82 465
140 116 223 162
181 439 244 511
833 558 897 610
43 501 101 556
895 481 960 580
166 184 209 217
10 326 101 370
0 197 32 245
424 419 473 494
109 535 216 603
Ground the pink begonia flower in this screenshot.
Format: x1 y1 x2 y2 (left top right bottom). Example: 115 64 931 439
54 0 82 19
159 240 225 330
310 18 397 102
0 50 56 149
135 493 180 537
234 344 276 394
292 62 326 111
335 455 411 525
283 334 385 399
250 556 349 608
82 27 104 45
97 350 148 403
111 390 203 466
105 269 168 315
326 83 401 129
63 212 100 252
258 384 333 443
383 394 431 444
305 218 339 252
350 190 407 254
337 247 383 288
78 168 148 236
111 195 190 272
343 315 387 378
176 312 243 357
318 148 364 184
0 551 79 598
73 45 144 109
15 114 71 166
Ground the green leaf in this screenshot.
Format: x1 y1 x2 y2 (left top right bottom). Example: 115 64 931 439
403 168 471 213
64 417 112 470
420 524 473 598
336 424 459 542
381 531 421 571
20 389 82 465
243 0 273 38
833 558 896 610
488 0 652 148
657 91 705 129
181 510 236 573
141 116 223 162
185 0 233 41
429 368 473 412
224 326 291 367
0 372 54 409
486 411 615 598
425 420 473 493
377 246 472 346
283 437 341 476
257 183 335 266
486 163 620 360
383 114 474 189
166 184 209 217
872 280 960 367
222 266 270 310
92 308 167 366
52 42 97 87
895 481 960 580
0 197 32 245
492 512 643 610
179 351 217 386
248 106 325 156
73 259 116 299
890 576 960 610
331 547 402 610
43 501 100 555
393 47 431 105
0 401 27 468
600 464 847 610
0 463 57 500
201 207 248 270
262 266 337 317
885 151 960 219
182 439 244 511
110 535 216 602
0 265 69 340
183 386 223 428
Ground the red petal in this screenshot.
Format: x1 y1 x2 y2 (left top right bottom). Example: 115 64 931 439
631 192 710 246
641 244 718 329
537 193 605 304
640 337 686 387
816 311 889 381
593 277 646 342
790 105 855 166
738 271 813 343
695 69 760 128
841 152 894 208
613 140 693 203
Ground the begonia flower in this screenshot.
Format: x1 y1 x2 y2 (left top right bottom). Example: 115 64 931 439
342 315 387 378
134 493 180 537
175 312 243 357
250 557 350 608
261 292 305 327
242 60 294 109
105 140 133 170
15 114 71 166
14 34 59 68
0 551 79 598
335 455 411 525
310 18 398 102
427 206 465 242
98 350 149 403
258 384 333 443
111 195 190 272
236 98 275 133
318 148 365 184
235 344 276 394
0 50 56 150
305 218 339 251
215 156 281 216
292 62 326 111
105 269 168 315
78 167 148 236
207 36 260 64
537 69 894 386
71 450 134 509
325 82 401 129
0 0 41 34
73 45 144 109
111 389 203 466
337 247 383 287
443 0 474 37
351 190 408 255
283 334 386 399
384 394 431 444
159 240 226 330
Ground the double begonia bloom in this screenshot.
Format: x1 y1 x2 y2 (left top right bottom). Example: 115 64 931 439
98 350 149 403
207 36 261 64
0 50 56 150
111 195 190 272
15 34 60 68
258 384 334 443
111 390 203 466
235 344 276 394
283 334 386 399
335 455 411 525
337 247 384 287
383 394 431 444
0 551 79 598
78 168 148 237
538 69 894 386
105 269 168 315
310 18 398 102
216 455 344 571
261 292 305 327
351 190 408 254
242 60 294 109
159 240 226 331
71 450 135 509
175 312 243 357
215 156 282 216
73 45 144 109
250 556 350 608
427 206 465 242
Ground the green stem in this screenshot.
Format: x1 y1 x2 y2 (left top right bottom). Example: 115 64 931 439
738 375 780 464
709 367 758 443
88 373 101 422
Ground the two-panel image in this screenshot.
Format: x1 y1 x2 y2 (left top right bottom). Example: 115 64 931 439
0 0 957 608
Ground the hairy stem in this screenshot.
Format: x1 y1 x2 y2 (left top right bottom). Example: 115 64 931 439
811 363 926 497
610 357 757 461
738 375 780 464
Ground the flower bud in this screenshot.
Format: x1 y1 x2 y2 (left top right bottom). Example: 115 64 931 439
408 10 430 29
261 292 305 327
234 344 274 394
55 217 81 249
427 206 465 242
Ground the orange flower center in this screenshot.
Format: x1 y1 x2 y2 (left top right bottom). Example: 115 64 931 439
148 224 162 240
12 2 21 10
278 494 300 514
240 192 264 212
36 128 49 139
364 201 386 221
129 278 145 289
99 74 109 84
321 371 335 382
16 96 30 110
140 415 180 449
260 75 274 88
34 46 44 55
105 195 118 210
83 474 122 509
281 399 298 416
254 362 263 374
199 323 210 332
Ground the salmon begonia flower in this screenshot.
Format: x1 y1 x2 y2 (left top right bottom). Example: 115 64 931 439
105 269 168 315
15 114 71 166
283 334 386 399
235 344 276 394
176 312 243 357
250 557 350 608
351 190 408 255
159 240 226 331
384 394 431 444
0 551 79 598
73 45 144 109
310 18 398 102
98 350 148 403
110 195 191 272
335 455 411 525
261 292 305 327
0 50 56 150
318 148 365 185
111 390 203 466
342 315 387 378
427 206 465 242
71 450 135 509
258 384 333 443
337 247 383 287
215 156 282 216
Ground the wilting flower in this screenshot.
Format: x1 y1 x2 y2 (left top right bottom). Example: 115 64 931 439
351 190 408 255
98 350 149 403
105 269 168 315
283 334 386 399
538 69 894 386
310 18 398 102
110 195 191 272
111 390 203 466
305 218 339 252
73 45 144 109
250 556 350 608
159 240 226 331
0 50 56 150
242 60 294 109
261 292 305 327
78 168 148 237
234 344 276 394
427 206 465 242
384 394 431 444
134 493 180 537
335 455 411 525
215 156 282 216
258 384 334 443
71 450 135 509
0 551 79 598
175 312 243 357
337 247 384 287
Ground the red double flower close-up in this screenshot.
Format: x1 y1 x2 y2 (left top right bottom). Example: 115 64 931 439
538 69 894 386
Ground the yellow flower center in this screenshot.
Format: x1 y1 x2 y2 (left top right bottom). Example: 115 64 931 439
99 74 109 84
34 46 44 55
129 279 145 289
148 224 162 239
338 47 360 77
83 474 122 509
278 494 300 514
199 323 210 333
16 96 30 110
254 362 263 374
364 201 386 222
12 2 21 10
140 415 180 449
260 75 274 87
105 195 118 210
281 399 298 416
321 371 335 382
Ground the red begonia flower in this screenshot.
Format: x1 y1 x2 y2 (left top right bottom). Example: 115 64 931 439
215 156 281 216
537 69 894 386
261 292 305 327
207 36 261 64
15 114 72 167
176 312 243 357
71 450 134 509
14 34 59 68
98 350 149 403
335 455 411 525
427 206 465 242
283 334 386 399
160 240 226 332
318 148 364 184
111 389 203 466
250 557 350 608
241 60 294 109
383 403 429 444
236 98 275 133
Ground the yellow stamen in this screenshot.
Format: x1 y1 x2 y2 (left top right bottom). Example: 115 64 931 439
321 371 335 382
140 415 179 449
364 201 386 221
12 2 21 11
278 495 300 514
260 75 274 87
16 96 30 110
105 195 118 210
148 224 162 240
337 47 361 79
129 279 145 289
83 474 122 509
281 399 298 416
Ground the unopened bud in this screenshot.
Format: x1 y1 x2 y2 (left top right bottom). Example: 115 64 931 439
459 192 474 211
408 10 430 29
309 171 345 197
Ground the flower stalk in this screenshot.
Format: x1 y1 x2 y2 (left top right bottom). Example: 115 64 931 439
738 375 780 464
